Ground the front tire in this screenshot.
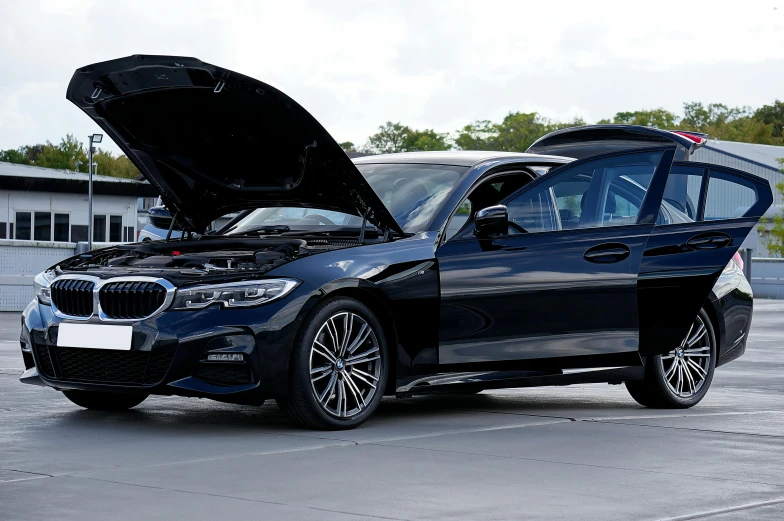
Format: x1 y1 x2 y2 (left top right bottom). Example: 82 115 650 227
62 390 148 411
281 297 388 430
626 308 717 408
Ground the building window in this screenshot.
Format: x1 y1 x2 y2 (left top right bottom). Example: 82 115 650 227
15 212 31 240
93 214 106 242
54 213 70 242
123 226 135 242
34 212 52 241
109 215 122 242
71 225 88 243
0 222 6 239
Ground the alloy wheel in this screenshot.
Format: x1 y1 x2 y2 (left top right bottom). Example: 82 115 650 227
660 315 712 398
308 312 382 418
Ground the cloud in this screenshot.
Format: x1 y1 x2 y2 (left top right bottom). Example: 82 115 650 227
0 0 782 155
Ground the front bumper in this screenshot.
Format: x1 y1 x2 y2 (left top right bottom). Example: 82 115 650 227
20 281 320 403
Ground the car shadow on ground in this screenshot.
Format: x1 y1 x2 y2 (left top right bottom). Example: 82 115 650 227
44 389 643 436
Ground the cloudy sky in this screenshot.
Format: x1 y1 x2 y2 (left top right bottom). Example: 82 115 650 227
1 0 782 155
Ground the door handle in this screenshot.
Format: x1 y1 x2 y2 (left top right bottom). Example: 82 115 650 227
584 243 631 264
687 233 731 250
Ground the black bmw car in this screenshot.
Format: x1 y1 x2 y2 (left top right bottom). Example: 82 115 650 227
20 55 772 429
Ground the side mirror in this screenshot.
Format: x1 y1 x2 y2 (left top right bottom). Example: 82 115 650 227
148 205 184 230
474 205 508 238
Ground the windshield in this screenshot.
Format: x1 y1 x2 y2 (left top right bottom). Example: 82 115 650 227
225 163 466 235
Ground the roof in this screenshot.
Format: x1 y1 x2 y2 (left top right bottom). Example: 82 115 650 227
351 150 573 167
701 140 784 172
0 161 158 197
0 161 145 183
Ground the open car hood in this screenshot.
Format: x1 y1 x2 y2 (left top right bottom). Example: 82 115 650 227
66 55 403 235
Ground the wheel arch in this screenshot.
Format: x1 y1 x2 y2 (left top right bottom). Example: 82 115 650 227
320 284 400 396
702 295 724 359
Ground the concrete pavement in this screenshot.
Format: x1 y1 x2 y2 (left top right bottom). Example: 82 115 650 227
1 301 782 520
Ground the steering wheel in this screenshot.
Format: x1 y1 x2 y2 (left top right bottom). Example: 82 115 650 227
508 221 528 234
306 214 336 225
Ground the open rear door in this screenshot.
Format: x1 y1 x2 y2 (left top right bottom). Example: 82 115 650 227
636 162 773 356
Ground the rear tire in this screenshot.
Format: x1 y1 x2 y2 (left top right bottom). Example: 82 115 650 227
281 297 388 430
62 390 148 411
626 308 717 409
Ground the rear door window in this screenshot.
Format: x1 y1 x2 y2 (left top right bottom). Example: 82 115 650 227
654 164 764 224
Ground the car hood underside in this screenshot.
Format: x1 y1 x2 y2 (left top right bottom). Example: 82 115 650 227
66 55 403 235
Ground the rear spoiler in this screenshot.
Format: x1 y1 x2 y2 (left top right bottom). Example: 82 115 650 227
527 125 707 161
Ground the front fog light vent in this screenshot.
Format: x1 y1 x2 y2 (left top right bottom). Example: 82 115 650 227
207 353 244 362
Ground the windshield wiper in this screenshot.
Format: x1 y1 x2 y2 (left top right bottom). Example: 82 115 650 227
232 225 291 236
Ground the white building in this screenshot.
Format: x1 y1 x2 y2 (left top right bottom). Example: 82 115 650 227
692 140 784 257
0 162 157 310
0 161 156 243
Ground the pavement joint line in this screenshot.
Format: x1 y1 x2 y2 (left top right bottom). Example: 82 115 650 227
451 409 578 421
0 475 52 484
0 468 54 478
585 420 784 439
363 443 784 490
581 410 782 422
52 420 569 477
656 496 784 520
73 476 415 521
353 419 572 444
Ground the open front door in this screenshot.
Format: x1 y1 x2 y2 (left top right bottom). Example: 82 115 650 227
637 162 773 356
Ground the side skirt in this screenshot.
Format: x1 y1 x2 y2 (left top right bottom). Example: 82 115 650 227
395 366 645 396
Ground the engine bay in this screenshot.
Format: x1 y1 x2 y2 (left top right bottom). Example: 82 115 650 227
56 237 361 279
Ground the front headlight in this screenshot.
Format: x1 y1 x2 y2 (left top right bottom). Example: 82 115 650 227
34 270 56 305
171 279 299 310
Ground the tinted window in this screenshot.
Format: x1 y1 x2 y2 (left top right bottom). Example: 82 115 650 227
109 216 123 242
54 214 70 242
15 212 31 240
705 169 758 220
504 151 662 235
507 189 557 233
657 165 703 224
93 215 106 242
34 212 51 241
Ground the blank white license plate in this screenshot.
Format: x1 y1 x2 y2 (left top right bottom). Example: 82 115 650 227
58 323 133 350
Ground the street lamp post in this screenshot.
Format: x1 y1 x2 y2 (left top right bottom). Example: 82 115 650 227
87 134 103 250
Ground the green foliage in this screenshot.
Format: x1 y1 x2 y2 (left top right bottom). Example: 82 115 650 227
681 102 777 144
34 135 89 171
754 100 784 140
339 141 357 153
455 113 585 152
761 158 784 257
0 134 141 179
0 148 26 163
367 122 450 153
601 108 679 129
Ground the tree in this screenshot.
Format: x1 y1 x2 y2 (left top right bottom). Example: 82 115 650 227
0 134 141 178
754 100 784 141
681 102 777 144
761 158 784 257
455 113 585 152
339 141 357 153
599 109 679 129
367 122 451 153
34 135 89 171
454 120 497 150
0 148 26 163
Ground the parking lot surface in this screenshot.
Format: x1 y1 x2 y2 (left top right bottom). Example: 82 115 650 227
1 300 782 521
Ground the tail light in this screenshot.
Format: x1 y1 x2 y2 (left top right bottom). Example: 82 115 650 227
732 252 744 271
671 130 708 145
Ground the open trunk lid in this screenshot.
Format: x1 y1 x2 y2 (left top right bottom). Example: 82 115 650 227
527 125 708 161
